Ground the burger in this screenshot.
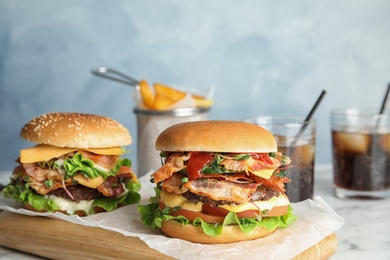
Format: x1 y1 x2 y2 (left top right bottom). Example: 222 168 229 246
138 120 296 244
2 112 141 216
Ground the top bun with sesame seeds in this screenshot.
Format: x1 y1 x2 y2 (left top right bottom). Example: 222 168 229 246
20 112 132 148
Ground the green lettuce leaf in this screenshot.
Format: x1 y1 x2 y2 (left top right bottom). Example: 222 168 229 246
2 186 61 212
138 188 162 228
61 153 132 181
64 153 107 179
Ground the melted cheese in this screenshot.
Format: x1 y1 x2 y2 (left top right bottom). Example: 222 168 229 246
249 168 276 180
219 194 289 212
46 195 94 214
73 174 105 189
160 190 203 211
20 144 124 163
159 190 289 212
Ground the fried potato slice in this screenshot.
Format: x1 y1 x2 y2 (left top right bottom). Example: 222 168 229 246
138 79 155 108
154 83 186 101
153 92 177 110
192 95 213 108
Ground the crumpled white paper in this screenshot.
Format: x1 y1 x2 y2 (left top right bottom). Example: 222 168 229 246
0 173 344 260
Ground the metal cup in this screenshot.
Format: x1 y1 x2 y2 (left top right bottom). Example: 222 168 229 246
134 107 210 176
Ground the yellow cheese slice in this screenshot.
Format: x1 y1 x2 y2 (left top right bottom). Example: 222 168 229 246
160 190 203 211
249 168 276 180
73 173 105 189
245 157 277 179
159 190 289 212
219 194 289 212
20 144 124 163
46 195 94 215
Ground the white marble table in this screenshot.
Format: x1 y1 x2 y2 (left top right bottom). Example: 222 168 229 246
0 165 389 259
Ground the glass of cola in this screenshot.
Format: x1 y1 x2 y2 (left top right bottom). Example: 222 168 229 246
331 107 390 199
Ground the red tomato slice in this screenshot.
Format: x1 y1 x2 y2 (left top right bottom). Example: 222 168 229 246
159 201 224 223
171 208 225 223
202 203 260 218
159 200 263 223
201 203 228 217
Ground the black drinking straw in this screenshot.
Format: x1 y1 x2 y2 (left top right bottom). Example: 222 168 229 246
376 83 390 129
291 90 327 147
369 83 390 160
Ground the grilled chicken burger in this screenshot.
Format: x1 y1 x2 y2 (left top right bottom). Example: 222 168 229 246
2 112 141 216
138 120 296 244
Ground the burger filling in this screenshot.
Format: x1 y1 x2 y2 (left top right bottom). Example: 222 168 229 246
139 151 297 237
2 148 141 215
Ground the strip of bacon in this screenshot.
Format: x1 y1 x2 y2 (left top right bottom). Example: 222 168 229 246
161 172 189 194
165 153 190 168
250 172 289 193
220 158 247 172
151 164 181 184
97 176 125 197
22 163 68 195
183 178 259 204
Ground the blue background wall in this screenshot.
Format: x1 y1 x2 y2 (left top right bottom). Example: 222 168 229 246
1 1 389 174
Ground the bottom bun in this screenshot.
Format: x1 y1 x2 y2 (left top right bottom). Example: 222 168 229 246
24 202 107 217
160 219 277 244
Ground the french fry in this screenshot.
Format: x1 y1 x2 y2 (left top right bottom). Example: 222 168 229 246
192 95 213 108
138 79 155 109
153 92 177 110
154 83 186 102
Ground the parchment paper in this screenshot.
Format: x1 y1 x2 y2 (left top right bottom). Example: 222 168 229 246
0 173 344 260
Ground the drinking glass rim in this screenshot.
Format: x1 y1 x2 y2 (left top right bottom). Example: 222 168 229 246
331 107 389 117
243 115 315 127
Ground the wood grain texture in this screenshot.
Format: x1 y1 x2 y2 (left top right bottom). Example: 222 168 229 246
0 211 337 259
292 232 338 260
0 211 173 260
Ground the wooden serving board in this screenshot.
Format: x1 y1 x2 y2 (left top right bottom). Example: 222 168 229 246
0 211 337 260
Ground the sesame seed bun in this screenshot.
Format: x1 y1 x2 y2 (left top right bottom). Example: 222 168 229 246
20 112 132 148
155 120 277 153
